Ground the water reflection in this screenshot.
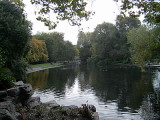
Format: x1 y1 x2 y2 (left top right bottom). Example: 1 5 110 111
27 69 49 89
27 65 160 120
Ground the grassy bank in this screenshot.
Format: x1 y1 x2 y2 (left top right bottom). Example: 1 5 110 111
27 63 65 73
30 63 64 69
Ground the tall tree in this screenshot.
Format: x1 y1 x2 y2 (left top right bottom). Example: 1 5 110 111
77 32 92 63
63 41 77 61
34 32 64 62
34 32 77 62
116 15 141 63
0 0 31 81
127 26 155 68
27 38 48 64
91 22 120 61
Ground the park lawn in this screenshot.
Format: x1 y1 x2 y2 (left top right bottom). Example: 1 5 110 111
30 63 64 69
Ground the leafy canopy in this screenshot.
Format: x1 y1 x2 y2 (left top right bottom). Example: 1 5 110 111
115 0 160 24
27 38 48 64
127 26 155 67
14 0 93 29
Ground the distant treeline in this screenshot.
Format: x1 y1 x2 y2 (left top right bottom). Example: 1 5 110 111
77 16 160 69
27 33 78 64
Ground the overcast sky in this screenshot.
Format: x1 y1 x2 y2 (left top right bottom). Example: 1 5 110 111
24 0 121 45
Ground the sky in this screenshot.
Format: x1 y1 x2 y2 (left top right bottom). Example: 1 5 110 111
23 0 121 45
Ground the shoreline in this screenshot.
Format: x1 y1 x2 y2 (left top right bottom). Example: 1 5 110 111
27 63 65 73
0 81 99 120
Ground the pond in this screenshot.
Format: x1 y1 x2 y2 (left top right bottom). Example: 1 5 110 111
27 65 160 120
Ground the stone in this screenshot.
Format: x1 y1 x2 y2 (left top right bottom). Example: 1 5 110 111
2 96 15 103
92 112 99 120
0 91 7 101
63 105 78 109
14 81 24 86
19 84 33 105
27 97 42 108
7 87 20 97
45 100 60 109
0 109 17 120
0 101 16 114
0 101 18 120
88 105 96 112
15 112 22 120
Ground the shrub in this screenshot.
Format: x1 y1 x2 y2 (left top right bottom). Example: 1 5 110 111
0 73 16 90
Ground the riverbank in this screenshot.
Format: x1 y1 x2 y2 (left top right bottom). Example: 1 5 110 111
27 63 65 73
0 81 99 120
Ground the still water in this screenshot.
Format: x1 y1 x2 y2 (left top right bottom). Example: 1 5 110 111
27 65 160 120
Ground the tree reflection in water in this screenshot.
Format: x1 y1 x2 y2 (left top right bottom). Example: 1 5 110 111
27 65 160 119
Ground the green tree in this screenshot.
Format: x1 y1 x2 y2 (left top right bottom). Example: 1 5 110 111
34 32 64 62
116 15 141 63
150 25 160 62
115 0 160 24
91 22 120 62
77 32 92 63
63 41 77 61
34 32 77 62
127 26 155 68
27 38 48 64
0 0 31 81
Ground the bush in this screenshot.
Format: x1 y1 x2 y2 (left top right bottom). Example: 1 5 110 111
0 73 16 90
87 56 100 65
11 58 29 81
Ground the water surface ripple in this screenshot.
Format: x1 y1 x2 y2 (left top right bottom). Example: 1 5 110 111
27 65 160 120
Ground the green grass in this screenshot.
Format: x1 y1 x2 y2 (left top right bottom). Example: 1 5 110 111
30 63 64 69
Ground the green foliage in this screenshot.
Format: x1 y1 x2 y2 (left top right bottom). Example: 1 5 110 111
91 22 120 61
0 48 6 68
34 32 76 62
11 58 29 81
27 38 48 64
116 16 141 63
34 32 63 62
77 32 92 63
63 41 77 61
87 56 101 65
116 0 160 25
28 0 93 29
0 73 16 90
116 15 141 35
0 0 31 81
127 26 156 67
150 25 160 62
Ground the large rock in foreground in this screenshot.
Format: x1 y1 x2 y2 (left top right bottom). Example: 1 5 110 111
0 81 99 120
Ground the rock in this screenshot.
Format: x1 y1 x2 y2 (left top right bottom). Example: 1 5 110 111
0 91 7 101
19 84 33 105
63 105 78 109
0 101 16 113
2 96 15 104
92 112 99 120
27 97 42 108
88 105 96 112
14 81 24 86
0 109 17 120
0 101 18 120
15 112 22 120
7 87 20 97
45 100 60 109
